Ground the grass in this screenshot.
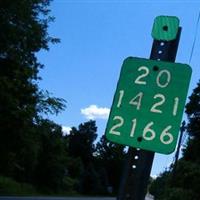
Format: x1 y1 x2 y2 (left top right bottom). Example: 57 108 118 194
0 176 38 195
0 176 80 196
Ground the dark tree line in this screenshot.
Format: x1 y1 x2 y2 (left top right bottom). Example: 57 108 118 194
0 0 125 195
149 81 200 200
0 0 67 193
66 120 125 195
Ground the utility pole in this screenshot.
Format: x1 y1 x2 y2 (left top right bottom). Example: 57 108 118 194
173 120 186 175
117 17 182 200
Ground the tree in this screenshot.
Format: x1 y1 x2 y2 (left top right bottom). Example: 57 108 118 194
149 171 171 200
184 81 200 162
149 160 199 200
67 120 110 195
68 120 97 164
0 0 66 184
149 81 200 200
95 135 125 194
34 119 68 192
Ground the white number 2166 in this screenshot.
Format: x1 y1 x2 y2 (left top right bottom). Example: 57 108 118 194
109 116 174 145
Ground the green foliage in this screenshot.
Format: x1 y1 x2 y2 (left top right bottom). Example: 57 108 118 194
0 176 37 195
149 81 200 200
0 0 68 194
95 135 125 194
96 135 125 161
79 163 103 195
184 81 200 163
171 160 200 199
36 90 66 117
150 161 200 200
66 121 125 195
0 0 126 196
149 171 171 199
67 121 103 194
62 176 79 195
67 157 84 180
68 120 97 164
160 188 195 200
34 119 68 192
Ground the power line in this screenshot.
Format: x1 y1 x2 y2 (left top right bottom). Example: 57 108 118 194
189 11 200 64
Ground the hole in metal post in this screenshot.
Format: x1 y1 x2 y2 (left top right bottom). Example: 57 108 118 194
134 155 139 160
132 165 136 169
158 50 163 54
163 25 168 31
160 42 165 46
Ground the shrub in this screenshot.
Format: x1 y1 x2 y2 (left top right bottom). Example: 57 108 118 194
0 176 37 195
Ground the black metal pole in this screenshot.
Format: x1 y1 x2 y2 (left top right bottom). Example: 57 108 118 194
117 28 182 200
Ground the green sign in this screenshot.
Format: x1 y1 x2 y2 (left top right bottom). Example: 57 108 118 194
105 57 192 154
152 16 179 41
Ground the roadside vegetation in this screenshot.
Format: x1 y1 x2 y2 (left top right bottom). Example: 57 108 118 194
149 81 200 200
0 0 199 197
0 0 125 195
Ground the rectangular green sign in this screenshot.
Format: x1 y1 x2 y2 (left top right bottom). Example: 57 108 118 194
105 57 192 154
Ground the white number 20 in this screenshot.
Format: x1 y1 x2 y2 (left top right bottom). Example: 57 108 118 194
134 66 171 88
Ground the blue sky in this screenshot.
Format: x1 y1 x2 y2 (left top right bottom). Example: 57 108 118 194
38 1 200 177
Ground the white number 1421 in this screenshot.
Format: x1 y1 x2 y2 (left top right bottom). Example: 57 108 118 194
117 90 179 116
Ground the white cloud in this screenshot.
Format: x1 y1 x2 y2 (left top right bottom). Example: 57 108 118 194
62 126 72 136
81 105 110 120
151 175 158 179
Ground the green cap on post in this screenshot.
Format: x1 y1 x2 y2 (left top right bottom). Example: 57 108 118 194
152 16 180 41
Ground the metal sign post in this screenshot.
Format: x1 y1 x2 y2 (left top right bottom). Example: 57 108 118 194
116 16 183 200
105 16 192 200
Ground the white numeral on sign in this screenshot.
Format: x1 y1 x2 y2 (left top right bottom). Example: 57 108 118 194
109 116 124 136
173 97 179 116
109 116 174 145
135 66 149 85
117 90 124 108
150 94 165 113
116 90 179 117
134 67 171 88
160 125 173 144
130 118 137 137
156 70 171 88
129 92 143 110
143 122 156 140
